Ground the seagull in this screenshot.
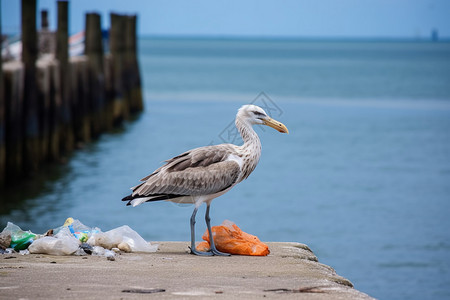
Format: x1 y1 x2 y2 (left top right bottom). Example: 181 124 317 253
122 104 288 256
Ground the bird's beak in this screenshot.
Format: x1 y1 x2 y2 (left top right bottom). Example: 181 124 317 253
263 117 289 134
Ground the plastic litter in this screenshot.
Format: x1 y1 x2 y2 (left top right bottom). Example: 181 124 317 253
196 220 270 256
1 218 157 256
91 245 116 259
105 250 115 259
28 232 80 256
55 218 100 243
92 245 106 256
1 222 36 251
88 225 158 253
3 248 15 254
80 243 93 255
74 247 88 256
19 249 30 255
118 242 132 253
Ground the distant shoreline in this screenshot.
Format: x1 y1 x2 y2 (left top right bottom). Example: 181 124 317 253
3 33 448 44
137 34 450 43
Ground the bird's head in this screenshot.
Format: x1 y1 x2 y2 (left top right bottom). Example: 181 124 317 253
237 104 289 134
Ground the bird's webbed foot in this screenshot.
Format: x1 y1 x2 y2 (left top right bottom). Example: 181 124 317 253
188 246 230 256
189 247 213 256
210 248 231 256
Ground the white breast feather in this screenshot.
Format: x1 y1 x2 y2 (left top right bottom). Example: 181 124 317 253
226 153 243 170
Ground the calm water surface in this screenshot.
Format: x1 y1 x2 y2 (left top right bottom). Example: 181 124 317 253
1 38 450 300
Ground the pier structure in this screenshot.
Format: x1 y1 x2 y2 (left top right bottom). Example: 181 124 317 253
0 0 143 187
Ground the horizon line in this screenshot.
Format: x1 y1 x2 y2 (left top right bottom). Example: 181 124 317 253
137 34 450 43
2 31 449 43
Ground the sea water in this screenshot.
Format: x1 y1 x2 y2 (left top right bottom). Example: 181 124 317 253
1 38 450 299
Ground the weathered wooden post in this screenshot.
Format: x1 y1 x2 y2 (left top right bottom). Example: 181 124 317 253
41 10 49 28
0 0 4 186
48 59 62 161
104 49 114 130
109 13 128 123
56 0 74 153
37 58 53 161
85 13 105 136
21 0 40 175
70 56 89 143
4 63 25 181
1 4 145 186
37 10 52 162
39 10 54 55
124 15 143 114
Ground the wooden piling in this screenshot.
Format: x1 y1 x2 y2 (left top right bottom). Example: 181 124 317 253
36 58 53 161
41 10 49 29
3 62 25 180
21 0 40 175
109 13 128 123
85 13 106 136
124 15 143 113
48 60 62 161
1 7 144 188
69 56 90 143
56 0 74 153
104 54 115 128
0 0 4 186
39 10 55 55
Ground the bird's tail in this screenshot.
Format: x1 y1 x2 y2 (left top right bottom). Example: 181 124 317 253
122 194 183 207
121 195 152 207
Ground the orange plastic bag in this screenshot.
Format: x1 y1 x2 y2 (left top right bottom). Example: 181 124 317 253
196 220 270 256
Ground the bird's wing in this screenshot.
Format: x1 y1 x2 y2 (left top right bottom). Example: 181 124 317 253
131 145 241 197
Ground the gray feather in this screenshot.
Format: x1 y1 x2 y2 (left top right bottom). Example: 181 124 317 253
132 144 240 197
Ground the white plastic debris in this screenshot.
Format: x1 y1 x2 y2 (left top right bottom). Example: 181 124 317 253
2 222 36 251
92 246 107 256
91 246 116 259
54 218 100 243
28 229 80 256
105 250 116 259
54 226 78 239
2 217 157 256
19 249 30 255
118 242 131 253
74 248 88 256
88 225 157 253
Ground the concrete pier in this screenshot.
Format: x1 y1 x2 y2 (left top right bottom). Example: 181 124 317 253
0 242 374 299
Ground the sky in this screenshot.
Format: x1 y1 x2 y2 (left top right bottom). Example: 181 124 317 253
2 0 450 39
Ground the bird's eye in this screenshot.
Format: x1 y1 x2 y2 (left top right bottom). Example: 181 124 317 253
253 111 265 117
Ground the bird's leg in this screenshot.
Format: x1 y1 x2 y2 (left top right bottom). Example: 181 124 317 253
205 204 231 256
189 206 213 256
